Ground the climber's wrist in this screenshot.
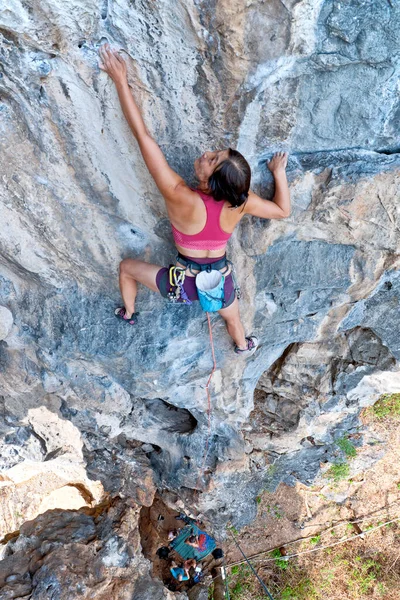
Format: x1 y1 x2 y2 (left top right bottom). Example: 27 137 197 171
273 169 287 181
114 77 129 91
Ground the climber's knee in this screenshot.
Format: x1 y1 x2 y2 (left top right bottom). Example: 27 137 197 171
119 259 162 293
119 258 128 276
119 258 139 277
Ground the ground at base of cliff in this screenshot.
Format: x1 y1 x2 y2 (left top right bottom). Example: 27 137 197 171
223 401 400 600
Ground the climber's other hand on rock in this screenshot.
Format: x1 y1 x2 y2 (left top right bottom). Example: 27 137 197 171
267 151 288 175
99 43 127 86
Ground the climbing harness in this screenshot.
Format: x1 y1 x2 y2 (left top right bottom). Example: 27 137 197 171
228 530 275 600
175 253 242 312
167 266 192 304
176 253 229 275
175 253 241 304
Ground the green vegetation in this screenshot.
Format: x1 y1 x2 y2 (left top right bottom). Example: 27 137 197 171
377 582 387 596
228 525 239 535
280 577 317 600
347 556 381 595
231 580 248 598
337 436 357 458
271 548 290 570
370 393 400 421
324 436 358 485
229 565 251 599
310 535 321 545
268 548 398 600
228 564 264 600
266 503 284 520
326 461 350 483
228 515 399 600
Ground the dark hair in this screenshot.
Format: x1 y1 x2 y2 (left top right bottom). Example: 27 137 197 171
188 535 197 543
208 148 251 208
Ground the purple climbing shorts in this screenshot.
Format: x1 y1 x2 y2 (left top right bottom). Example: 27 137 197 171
156 254 236 308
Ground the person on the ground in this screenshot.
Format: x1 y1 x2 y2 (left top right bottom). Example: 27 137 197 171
185 533 208 552
168 529 178 541
99 44 291 356
170 560 190 582
183 558 197 573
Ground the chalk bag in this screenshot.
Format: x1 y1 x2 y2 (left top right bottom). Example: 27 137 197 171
195 270 225 312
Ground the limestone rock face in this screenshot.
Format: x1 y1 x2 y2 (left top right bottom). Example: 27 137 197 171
1 0 400 596
0 499 185 600
0 307 13 341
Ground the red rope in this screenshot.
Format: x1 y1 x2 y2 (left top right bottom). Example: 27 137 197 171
196 312 216 489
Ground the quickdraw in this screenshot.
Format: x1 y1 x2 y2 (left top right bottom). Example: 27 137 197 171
167 266 192 304
226 259 241 300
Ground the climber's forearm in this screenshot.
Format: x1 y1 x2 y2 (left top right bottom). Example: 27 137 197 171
99 46 185 198
272 171 291 217
113 79 185 198
115 79 149 141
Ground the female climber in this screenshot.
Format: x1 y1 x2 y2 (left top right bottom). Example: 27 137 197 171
99 44 291 356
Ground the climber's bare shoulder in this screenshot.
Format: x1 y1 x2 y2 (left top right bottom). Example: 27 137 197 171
164 182 200 207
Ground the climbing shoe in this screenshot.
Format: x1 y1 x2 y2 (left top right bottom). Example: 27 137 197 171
234 335 258 357
114 307 139 325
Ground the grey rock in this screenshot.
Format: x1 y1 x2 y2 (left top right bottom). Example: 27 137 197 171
0 306 13 340
0 0 400 595
340 271 400 360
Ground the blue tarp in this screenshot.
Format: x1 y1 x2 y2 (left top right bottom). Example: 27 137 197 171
171 524 216 560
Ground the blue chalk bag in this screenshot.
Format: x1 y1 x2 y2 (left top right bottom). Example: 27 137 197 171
195 270 225 312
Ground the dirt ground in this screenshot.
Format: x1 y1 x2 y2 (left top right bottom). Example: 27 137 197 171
139 495 221 593
223 409 400 599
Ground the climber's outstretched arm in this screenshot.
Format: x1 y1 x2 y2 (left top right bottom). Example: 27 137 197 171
245 152 291 219
99 44 187 202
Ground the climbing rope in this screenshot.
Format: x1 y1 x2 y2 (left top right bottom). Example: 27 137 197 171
196 313 216 489
228 529 275 600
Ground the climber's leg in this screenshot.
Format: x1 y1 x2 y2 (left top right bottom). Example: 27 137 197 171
219 298 259 355
218 298 246 349
118 258 161 318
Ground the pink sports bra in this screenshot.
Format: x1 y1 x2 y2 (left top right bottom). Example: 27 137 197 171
171 189 232 251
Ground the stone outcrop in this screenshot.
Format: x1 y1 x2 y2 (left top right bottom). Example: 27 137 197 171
1 0 400 597
0 499 186 600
